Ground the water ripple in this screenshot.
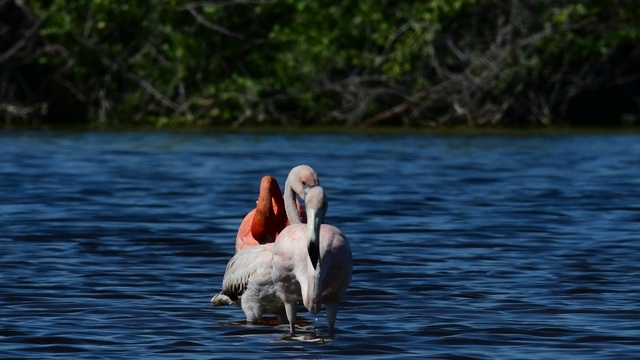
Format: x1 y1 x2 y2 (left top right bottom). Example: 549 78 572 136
1 131 639 358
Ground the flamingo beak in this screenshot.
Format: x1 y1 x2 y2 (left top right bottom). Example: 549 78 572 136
308 243 319 270
306 208 321 270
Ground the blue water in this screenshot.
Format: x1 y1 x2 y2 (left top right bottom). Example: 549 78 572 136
1 130 639 359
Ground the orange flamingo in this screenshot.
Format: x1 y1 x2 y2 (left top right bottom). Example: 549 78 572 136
235 165 319 252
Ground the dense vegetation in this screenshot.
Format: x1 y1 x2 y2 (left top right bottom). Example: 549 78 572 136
1 0 639 127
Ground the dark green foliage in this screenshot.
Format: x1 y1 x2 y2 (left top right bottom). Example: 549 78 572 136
1 0 639 127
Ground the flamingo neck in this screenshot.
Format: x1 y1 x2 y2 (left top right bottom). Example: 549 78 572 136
284 181 302 224
251 189 275 243
268 179 288 231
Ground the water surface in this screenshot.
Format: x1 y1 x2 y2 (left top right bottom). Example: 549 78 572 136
1 130 639 359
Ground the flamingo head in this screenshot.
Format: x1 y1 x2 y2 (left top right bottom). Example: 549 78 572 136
288 165 319 200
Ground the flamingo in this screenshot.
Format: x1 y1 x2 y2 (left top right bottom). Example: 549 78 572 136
235 165 319 252
272 186 352 337
212 165 321 323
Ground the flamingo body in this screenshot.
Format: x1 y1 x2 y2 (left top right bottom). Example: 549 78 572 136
211 243 287 323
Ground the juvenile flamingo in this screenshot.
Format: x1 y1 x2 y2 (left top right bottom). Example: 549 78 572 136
235 165 319 252
272 186 352 337
212 165 321 323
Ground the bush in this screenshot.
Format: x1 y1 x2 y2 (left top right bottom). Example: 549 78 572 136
1 0 639 127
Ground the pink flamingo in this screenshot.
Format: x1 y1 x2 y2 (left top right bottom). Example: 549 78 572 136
235 165 318 252
272 186 352 337
212 165 320 323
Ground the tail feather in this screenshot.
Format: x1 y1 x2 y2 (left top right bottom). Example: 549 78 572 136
211 292 235 306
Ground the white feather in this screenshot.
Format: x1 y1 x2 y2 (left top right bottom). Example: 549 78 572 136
211 243 286 323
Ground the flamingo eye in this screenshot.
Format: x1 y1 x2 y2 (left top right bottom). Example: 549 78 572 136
302 181 313 194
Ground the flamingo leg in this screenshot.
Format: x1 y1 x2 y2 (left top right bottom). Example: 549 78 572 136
284 301 297 336
325 302 339 337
